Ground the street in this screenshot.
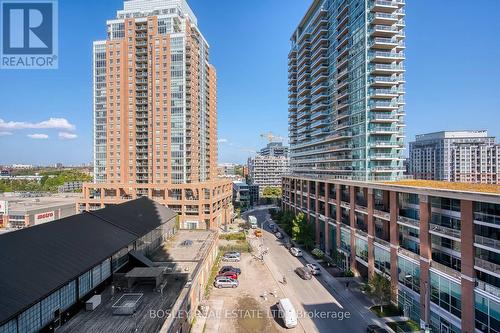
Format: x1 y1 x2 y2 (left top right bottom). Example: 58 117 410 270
243 207 389 333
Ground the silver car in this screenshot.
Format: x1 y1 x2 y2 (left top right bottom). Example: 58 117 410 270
222 253 241 262
214 277 239 288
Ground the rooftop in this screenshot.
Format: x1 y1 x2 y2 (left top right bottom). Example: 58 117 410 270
384 180 500 195
0 193 79 212
149 230 216 278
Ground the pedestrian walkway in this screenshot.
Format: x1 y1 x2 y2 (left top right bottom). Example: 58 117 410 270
191 299 224 333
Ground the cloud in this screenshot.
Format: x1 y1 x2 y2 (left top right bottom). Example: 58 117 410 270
0 131 13 136
27 133 49 140
59 132 78 140
0 118 76 131
218 138 229 143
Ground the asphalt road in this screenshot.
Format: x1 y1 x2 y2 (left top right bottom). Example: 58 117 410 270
243 207 381 333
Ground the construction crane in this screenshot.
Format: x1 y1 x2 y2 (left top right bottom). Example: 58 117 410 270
260 132 285 143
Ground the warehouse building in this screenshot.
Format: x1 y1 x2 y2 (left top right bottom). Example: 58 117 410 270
0 197 179 333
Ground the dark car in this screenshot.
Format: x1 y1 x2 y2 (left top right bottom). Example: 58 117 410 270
366 325 389 333
294 267 312 280
219 266 241 275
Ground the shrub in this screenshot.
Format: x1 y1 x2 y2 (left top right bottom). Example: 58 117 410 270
219 232 246 241
344 270 355 277
219 243 252 253
311 248 325 259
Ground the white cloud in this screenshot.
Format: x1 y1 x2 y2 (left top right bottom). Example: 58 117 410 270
0 131 13 136
27 133 49 140
218 138 229 143
58 132 78 140
0 118 75 131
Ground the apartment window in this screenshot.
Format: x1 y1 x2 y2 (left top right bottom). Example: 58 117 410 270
430 272 461 317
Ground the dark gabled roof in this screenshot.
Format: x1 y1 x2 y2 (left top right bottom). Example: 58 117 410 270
90 197 177 237
0 197 177 325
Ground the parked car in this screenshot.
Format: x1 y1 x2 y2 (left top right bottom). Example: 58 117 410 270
306 263 321 275
254 229 263 237
268 223 276 232
294 267 312 280
216 271 238 279
290 247 303 257
366 325 389 333
219 266 241 275
275 232 284 239
214 277 239 288
222 253 241 262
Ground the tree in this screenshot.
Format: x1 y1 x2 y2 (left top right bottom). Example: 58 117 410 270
262 186 282 198
369 274 392 313
291 213 304 241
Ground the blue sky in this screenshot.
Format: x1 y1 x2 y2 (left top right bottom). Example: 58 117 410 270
0 0 499 165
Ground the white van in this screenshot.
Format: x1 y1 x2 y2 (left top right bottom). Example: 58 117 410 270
277 298 298 329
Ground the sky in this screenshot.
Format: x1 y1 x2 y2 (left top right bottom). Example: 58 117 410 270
0 0 499 165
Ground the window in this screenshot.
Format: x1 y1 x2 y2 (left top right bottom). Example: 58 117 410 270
430 272 461 317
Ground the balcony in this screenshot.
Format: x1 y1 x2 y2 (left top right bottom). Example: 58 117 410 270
398 247 419 261
474 212 500 227
369 12 398 25
475 258 500 275
429 223 461 239
369 51 405 63
311 102 328 113
370 37 398 49
475 234 500 250
370 153 400 161
370 25 398 37
431 261 461 280
476 280 500 299
369 88 399 99
371 0 399 12
370 76 398 86
311 91 328 104
369 64 405 74
311 73 328 86
369 125 398 134
370 113 398 123
374 209 391 220
370 101 398 111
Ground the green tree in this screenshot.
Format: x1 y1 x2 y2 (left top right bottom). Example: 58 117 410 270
369 274 392 313
262 186 282 198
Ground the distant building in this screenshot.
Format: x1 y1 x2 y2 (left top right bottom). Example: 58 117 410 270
58 181 83 193
217 163 237 177
248 142 290 196
259 142 289 157
232 181 250 209
409 130 500 184
249 184 259 206
0 194 78 229
11 164 34 169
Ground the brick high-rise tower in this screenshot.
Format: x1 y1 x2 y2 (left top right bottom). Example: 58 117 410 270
81 0 232 229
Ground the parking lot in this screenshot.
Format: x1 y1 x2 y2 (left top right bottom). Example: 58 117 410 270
206 252 302 333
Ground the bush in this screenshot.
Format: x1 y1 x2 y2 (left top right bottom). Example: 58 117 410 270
311 248 325 259
219 232 246 241
370 304 403 318
219 243 252 253
344 270 355 277
205 253 222 297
